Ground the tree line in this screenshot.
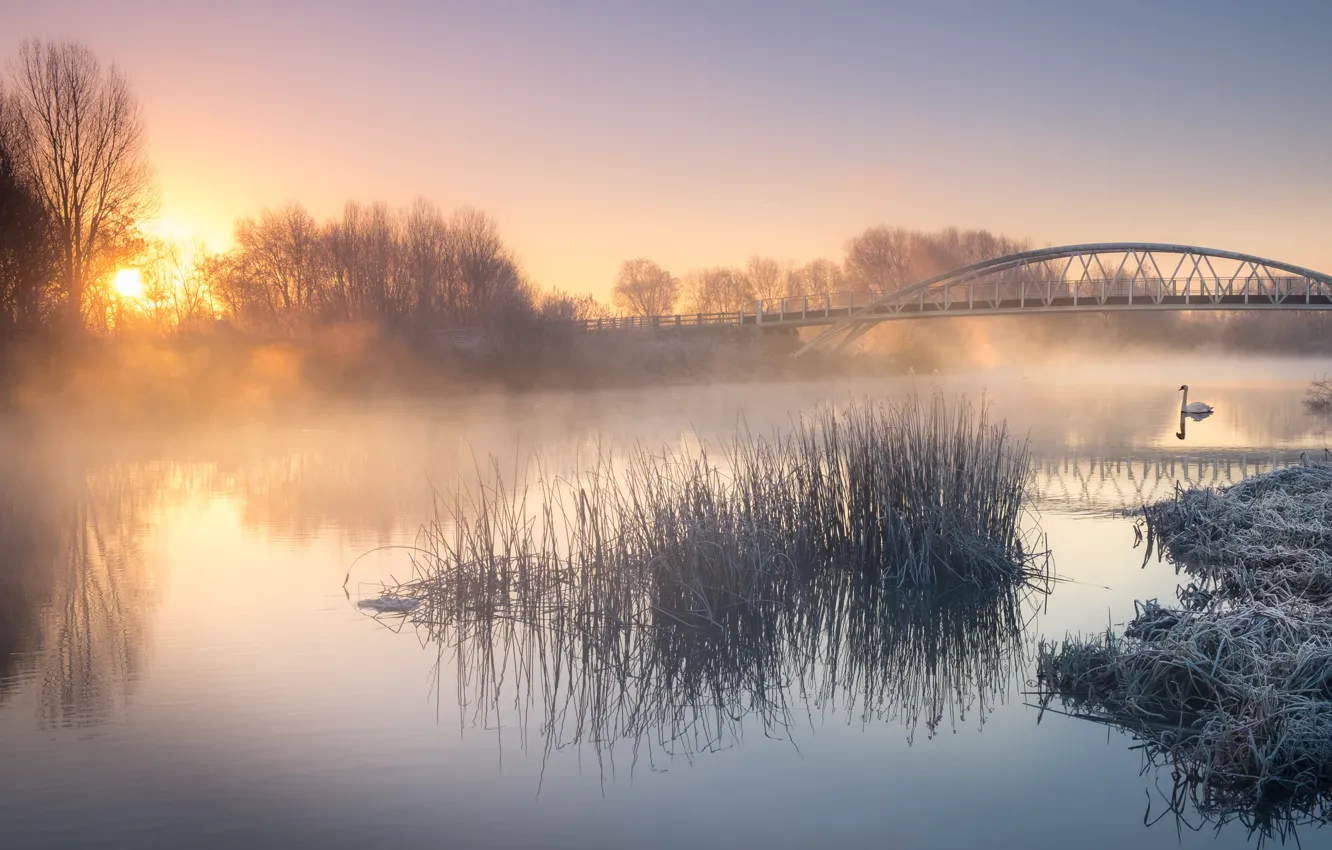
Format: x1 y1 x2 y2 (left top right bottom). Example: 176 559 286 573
206 199 600 335
0 39 597 342
611 227 1028 317
5 38 1329 365
2 37 1031 345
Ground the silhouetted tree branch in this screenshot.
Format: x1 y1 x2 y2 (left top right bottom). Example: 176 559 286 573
0 85 56 335
7 40 156 332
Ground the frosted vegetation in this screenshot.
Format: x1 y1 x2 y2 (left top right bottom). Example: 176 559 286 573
1038 460 1332 840
354 393 1050 763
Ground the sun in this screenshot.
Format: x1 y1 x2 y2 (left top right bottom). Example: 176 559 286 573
113 268 145 300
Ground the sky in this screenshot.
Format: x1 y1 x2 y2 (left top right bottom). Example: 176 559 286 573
6 0 1332 299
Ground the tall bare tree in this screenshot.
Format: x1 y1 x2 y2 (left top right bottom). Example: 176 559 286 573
610 261 676 318
611 258 679 317
844 226 916 292
746 256 791 302
326 201 406 325
684 266 754 313
449 206 529 325
788 258 844 297
228 203 327 329
401 198 452 327
7 41 156 331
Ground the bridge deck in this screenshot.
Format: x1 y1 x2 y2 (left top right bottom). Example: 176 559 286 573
577 277 1332 332
569 244 1332 348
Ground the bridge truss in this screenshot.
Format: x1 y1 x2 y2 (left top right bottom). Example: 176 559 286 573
792 243 1332 356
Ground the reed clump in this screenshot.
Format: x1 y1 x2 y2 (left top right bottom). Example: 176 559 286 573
1038 459 1332 835
358 392 1049 774
396 392 1044 631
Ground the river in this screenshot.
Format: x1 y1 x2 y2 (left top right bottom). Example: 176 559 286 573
1 353 1330 849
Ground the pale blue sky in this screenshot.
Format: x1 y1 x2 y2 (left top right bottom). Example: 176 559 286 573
8 0 1331 295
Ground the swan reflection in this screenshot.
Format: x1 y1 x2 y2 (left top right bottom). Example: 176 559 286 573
1175 408 1213 440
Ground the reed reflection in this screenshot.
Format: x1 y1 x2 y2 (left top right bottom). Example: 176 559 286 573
382 574 1036 779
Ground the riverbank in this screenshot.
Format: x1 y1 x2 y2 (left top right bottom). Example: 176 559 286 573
1037 461 1332 831
0 325 906 426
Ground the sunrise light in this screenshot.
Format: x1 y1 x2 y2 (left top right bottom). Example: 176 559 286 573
4 12 1332 847
112 268 145 300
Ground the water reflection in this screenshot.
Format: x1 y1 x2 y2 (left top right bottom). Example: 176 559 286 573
1175 409 1213 440
1138 736 1330 845
2 361 1331 847
1 406 1317 730
0 395 1320 729
0 452 159 727
1031 447 1315 513
375 564 1040 783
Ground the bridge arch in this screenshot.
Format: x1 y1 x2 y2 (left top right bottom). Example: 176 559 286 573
792 243 1332 356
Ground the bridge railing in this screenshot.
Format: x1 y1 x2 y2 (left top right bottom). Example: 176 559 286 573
572 275 1332 333
580 289 893 330
575 310 749 331
864 274 1329 314
751 291 881 323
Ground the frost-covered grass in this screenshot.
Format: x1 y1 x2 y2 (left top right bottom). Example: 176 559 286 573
1038 460 1332 836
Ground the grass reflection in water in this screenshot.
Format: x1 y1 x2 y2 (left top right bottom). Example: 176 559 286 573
356 393 1051 779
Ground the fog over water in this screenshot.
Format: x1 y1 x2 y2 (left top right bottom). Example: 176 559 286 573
1 353 1330 849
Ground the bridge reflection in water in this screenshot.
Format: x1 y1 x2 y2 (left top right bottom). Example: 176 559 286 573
1030 447 1315 512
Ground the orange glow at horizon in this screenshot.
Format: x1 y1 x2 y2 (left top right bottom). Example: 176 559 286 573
35 0 1320 305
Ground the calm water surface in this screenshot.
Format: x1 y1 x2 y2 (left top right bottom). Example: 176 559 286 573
3 354 1331 849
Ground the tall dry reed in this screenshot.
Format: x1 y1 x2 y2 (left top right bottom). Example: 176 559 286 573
357 392 1048 777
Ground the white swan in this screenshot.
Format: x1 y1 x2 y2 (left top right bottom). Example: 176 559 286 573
1179 384 1214 415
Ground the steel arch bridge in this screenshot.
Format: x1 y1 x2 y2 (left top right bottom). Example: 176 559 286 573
762 243 1332 356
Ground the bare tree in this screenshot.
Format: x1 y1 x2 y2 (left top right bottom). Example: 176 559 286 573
611 259 679 316
746 256 791 302
205 197 550 335
684 266 754 313
174 240 215 329
844 226 916 292
449 207 530 325
136 238 212 332
401 198 452 328
912 227 1027 276
210 203 329 331
788 258 844 297
7 41 156 332
325 201 407 326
